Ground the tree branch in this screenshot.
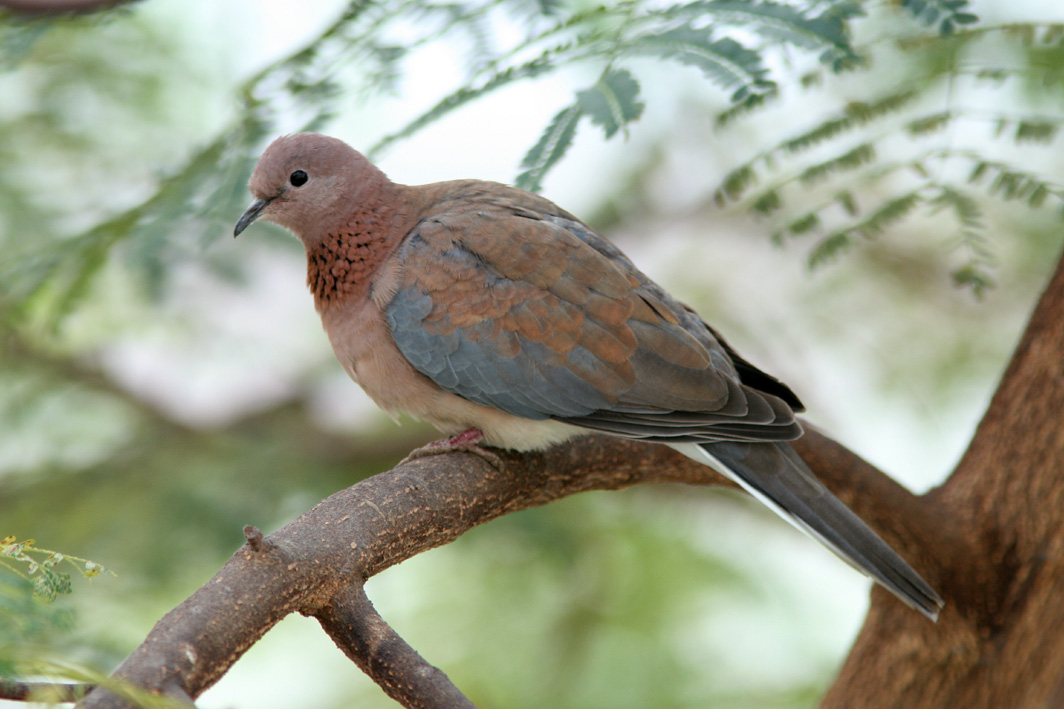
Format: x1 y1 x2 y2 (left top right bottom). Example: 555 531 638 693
73 430 933 708
0 679 88 703
316 582 475 709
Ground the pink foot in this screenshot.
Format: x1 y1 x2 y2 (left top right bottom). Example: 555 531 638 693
428 428 486 449
400 428 504 470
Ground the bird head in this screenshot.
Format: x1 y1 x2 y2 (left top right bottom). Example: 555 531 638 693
234 133 385 242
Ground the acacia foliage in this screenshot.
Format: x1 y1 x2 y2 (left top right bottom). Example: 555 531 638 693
11 0 1058 338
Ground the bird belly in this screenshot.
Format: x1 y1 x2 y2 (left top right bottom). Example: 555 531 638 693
320 298 584 451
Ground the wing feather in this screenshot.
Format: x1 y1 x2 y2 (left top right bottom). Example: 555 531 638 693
384 184 803 444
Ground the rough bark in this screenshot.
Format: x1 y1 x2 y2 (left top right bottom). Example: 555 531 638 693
823 247 1064 707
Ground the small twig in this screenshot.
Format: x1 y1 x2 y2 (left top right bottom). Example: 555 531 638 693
0 678 90 702
243 525 272 553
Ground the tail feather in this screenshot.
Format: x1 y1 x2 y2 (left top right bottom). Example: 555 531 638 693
670 440 944 621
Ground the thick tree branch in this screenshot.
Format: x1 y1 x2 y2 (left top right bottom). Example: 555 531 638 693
75 430 933 708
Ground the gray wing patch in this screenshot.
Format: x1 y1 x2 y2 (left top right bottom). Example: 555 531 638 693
385 258 612 421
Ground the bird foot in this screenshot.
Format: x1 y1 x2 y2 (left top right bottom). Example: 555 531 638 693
400 429 505 471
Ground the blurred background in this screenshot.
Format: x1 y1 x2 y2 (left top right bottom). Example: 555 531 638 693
1 0 1063 707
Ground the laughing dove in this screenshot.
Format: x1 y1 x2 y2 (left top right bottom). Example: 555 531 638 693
235 133 944 620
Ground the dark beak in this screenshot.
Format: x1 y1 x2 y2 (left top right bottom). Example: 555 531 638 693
234 198 270 237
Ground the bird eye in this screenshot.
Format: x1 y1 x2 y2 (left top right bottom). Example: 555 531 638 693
289 170 309 187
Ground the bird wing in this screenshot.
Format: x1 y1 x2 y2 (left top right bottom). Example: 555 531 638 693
384 184 801 443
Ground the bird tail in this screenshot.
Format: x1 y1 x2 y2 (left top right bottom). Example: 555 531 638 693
669 440 944 621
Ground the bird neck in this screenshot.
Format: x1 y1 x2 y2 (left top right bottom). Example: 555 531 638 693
305 181 408 312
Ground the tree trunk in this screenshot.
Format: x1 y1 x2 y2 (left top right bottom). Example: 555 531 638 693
825 246 1064 706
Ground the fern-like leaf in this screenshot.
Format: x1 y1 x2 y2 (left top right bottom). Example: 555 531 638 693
1015 120 1058 143
929 185 983 230
900 0 979 36
516 103 583 191
852 191 923 238
907 111 953 135
1 536 112 602
788 211 821 237
680 0 860 69
714 90 777 127
715 90 921 204
624 27 773 102
928 186 995 295
784 90 920 153
715 164 758 205
807 231 852 268
798 143 876 185
836 189 859 216
752 189 782 215
576 68 645 139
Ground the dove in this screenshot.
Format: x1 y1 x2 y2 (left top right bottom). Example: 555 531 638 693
235 133 944 620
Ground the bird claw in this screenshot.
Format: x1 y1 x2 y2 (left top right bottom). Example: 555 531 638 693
399 429 505 471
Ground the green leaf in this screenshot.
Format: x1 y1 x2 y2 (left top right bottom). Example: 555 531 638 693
1029 183 1049 208
576 69 644 139
808 231 851 268
951 263 994 296
538 0 565 15
899 0 979 35
714 90 776 127
32 574 58 602
782 89 919 153
788 212 820 236
798 143 876 185
511 68 644 190
853 192 923 238
907 111 952 135
688 0 860 68
929 186 983 230
964 159 1064 208
752 189 781 215
1015 121 1058 143
515 104 583 192
714 165 757 204
928 186 996 295
903 0 927 16
623 26 773 102
837 190 858 217
0 16 52 68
